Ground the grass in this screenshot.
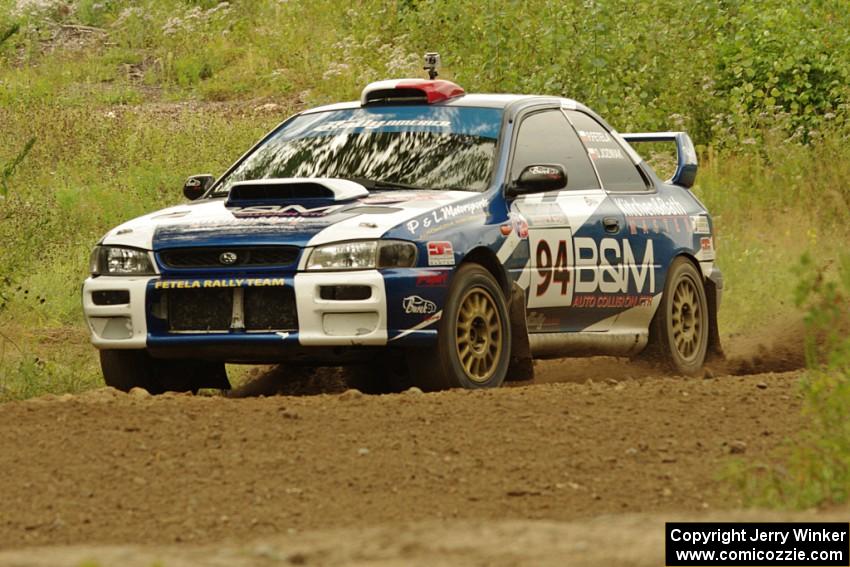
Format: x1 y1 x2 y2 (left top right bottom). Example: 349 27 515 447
729 254 850 508
0 0 848 403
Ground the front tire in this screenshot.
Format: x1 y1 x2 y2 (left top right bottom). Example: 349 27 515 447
99 350 229 394
411 264 511 391
649 258 709 375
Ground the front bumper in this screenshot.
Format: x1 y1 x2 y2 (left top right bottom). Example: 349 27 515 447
83 275 154 349
82 268 448 359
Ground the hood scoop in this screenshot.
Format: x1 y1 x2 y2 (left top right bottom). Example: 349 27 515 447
226 178 369 208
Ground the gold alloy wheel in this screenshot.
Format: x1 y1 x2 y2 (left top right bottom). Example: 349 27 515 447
455 286 503 383
670 275 703 361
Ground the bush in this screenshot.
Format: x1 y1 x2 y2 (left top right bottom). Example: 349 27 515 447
734 254 850 507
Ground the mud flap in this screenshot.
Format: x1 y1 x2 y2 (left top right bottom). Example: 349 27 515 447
506 283 534 381
155 359 231 391
201 361 232 390
705 277 725 362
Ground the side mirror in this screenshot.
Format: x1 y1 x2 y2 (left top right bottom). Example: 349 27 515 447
508 164 567 196
183 174 215 201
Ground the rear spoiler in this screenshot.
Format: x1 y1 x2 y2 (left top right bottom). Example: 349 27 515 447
620 131 698 189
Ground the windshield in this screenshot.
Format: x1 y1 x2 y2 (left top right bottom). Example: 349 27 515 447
214 105 503 195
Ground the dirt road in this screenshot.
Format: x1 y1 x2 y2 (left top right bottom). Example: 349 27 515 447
0 365 804 553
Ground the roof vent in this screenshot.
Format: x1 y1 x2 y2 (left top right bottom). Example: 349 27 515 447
361 79 465 106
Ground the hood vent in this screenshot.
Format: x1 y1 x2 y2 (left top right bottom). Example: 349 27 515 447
226 178 369 207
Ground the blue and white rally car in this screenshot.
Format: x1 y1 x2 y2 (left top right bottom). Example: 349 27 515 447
83 56 722 393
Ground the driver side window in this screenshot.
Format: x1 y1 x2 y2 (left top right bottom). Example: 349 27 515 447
511 110 600 191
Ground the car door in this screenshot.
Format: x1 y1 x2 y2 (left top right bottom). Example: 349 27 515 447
564 110 666 333
507 107 620 333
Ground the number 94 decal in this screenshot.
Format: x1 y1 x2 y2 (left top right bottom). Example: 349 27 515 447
528 228 574 308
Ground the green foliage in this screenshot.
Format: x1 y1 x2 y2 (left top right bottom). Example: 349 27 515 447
1 0 848 144
733 254 850 507
0 23 19 46
713 1 849 142
0 136 36 197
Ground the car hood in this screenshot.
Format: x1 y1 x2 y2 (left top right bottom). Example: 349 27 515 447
99 187 487 250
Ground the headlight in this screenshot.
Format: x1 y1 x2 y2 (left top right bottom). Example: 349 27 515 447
90 246 155 276
307 240 417 271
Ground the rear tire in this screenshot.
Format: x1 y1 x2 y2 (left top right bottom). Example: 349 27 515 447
410 263 511 391
648 258 709 375
99 350 229 394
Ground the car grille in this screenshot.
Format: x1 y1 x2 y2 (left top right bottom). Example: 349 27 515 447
244 287 298 331
168 288 233 331
159 246 299 269
165 287 298 332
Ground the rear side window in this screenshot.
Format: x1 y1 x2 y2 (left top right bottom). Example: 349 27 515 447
565 111 648 192
511 110 600 191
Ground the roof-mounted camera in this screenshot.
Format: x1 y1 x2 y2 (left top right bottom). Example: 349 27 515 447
423 52 440 80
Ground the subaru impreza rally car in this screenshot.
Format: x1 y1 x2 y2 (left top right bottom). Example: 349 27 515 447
82 64 722 393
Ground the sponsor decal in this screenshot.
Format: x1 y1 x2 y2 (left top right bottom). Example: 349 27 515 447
614 196 688 218
512 213 529 238
577 130 612 143
426 241 455 266
416 271 449 287
154 278 286 289
526 310 561 331
313 119 451 132
402 295 437 315
517 202 568 227
586 147 624 161
614 196 691 235
573 237 655 295
405 198 488 234
528 228 655 309
571 294 654 309
528 165 561 176
698 236 716 260
230 204 346 218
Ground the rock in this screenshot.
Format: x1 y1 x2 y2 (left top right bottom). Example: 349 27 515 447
281 410 300 420
129 387 150 398
756 381 768 389
357 447 370 456
729 440 747 454
625 447 638 456
404 386 424 395
339 389 363 401
255 102 282 113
